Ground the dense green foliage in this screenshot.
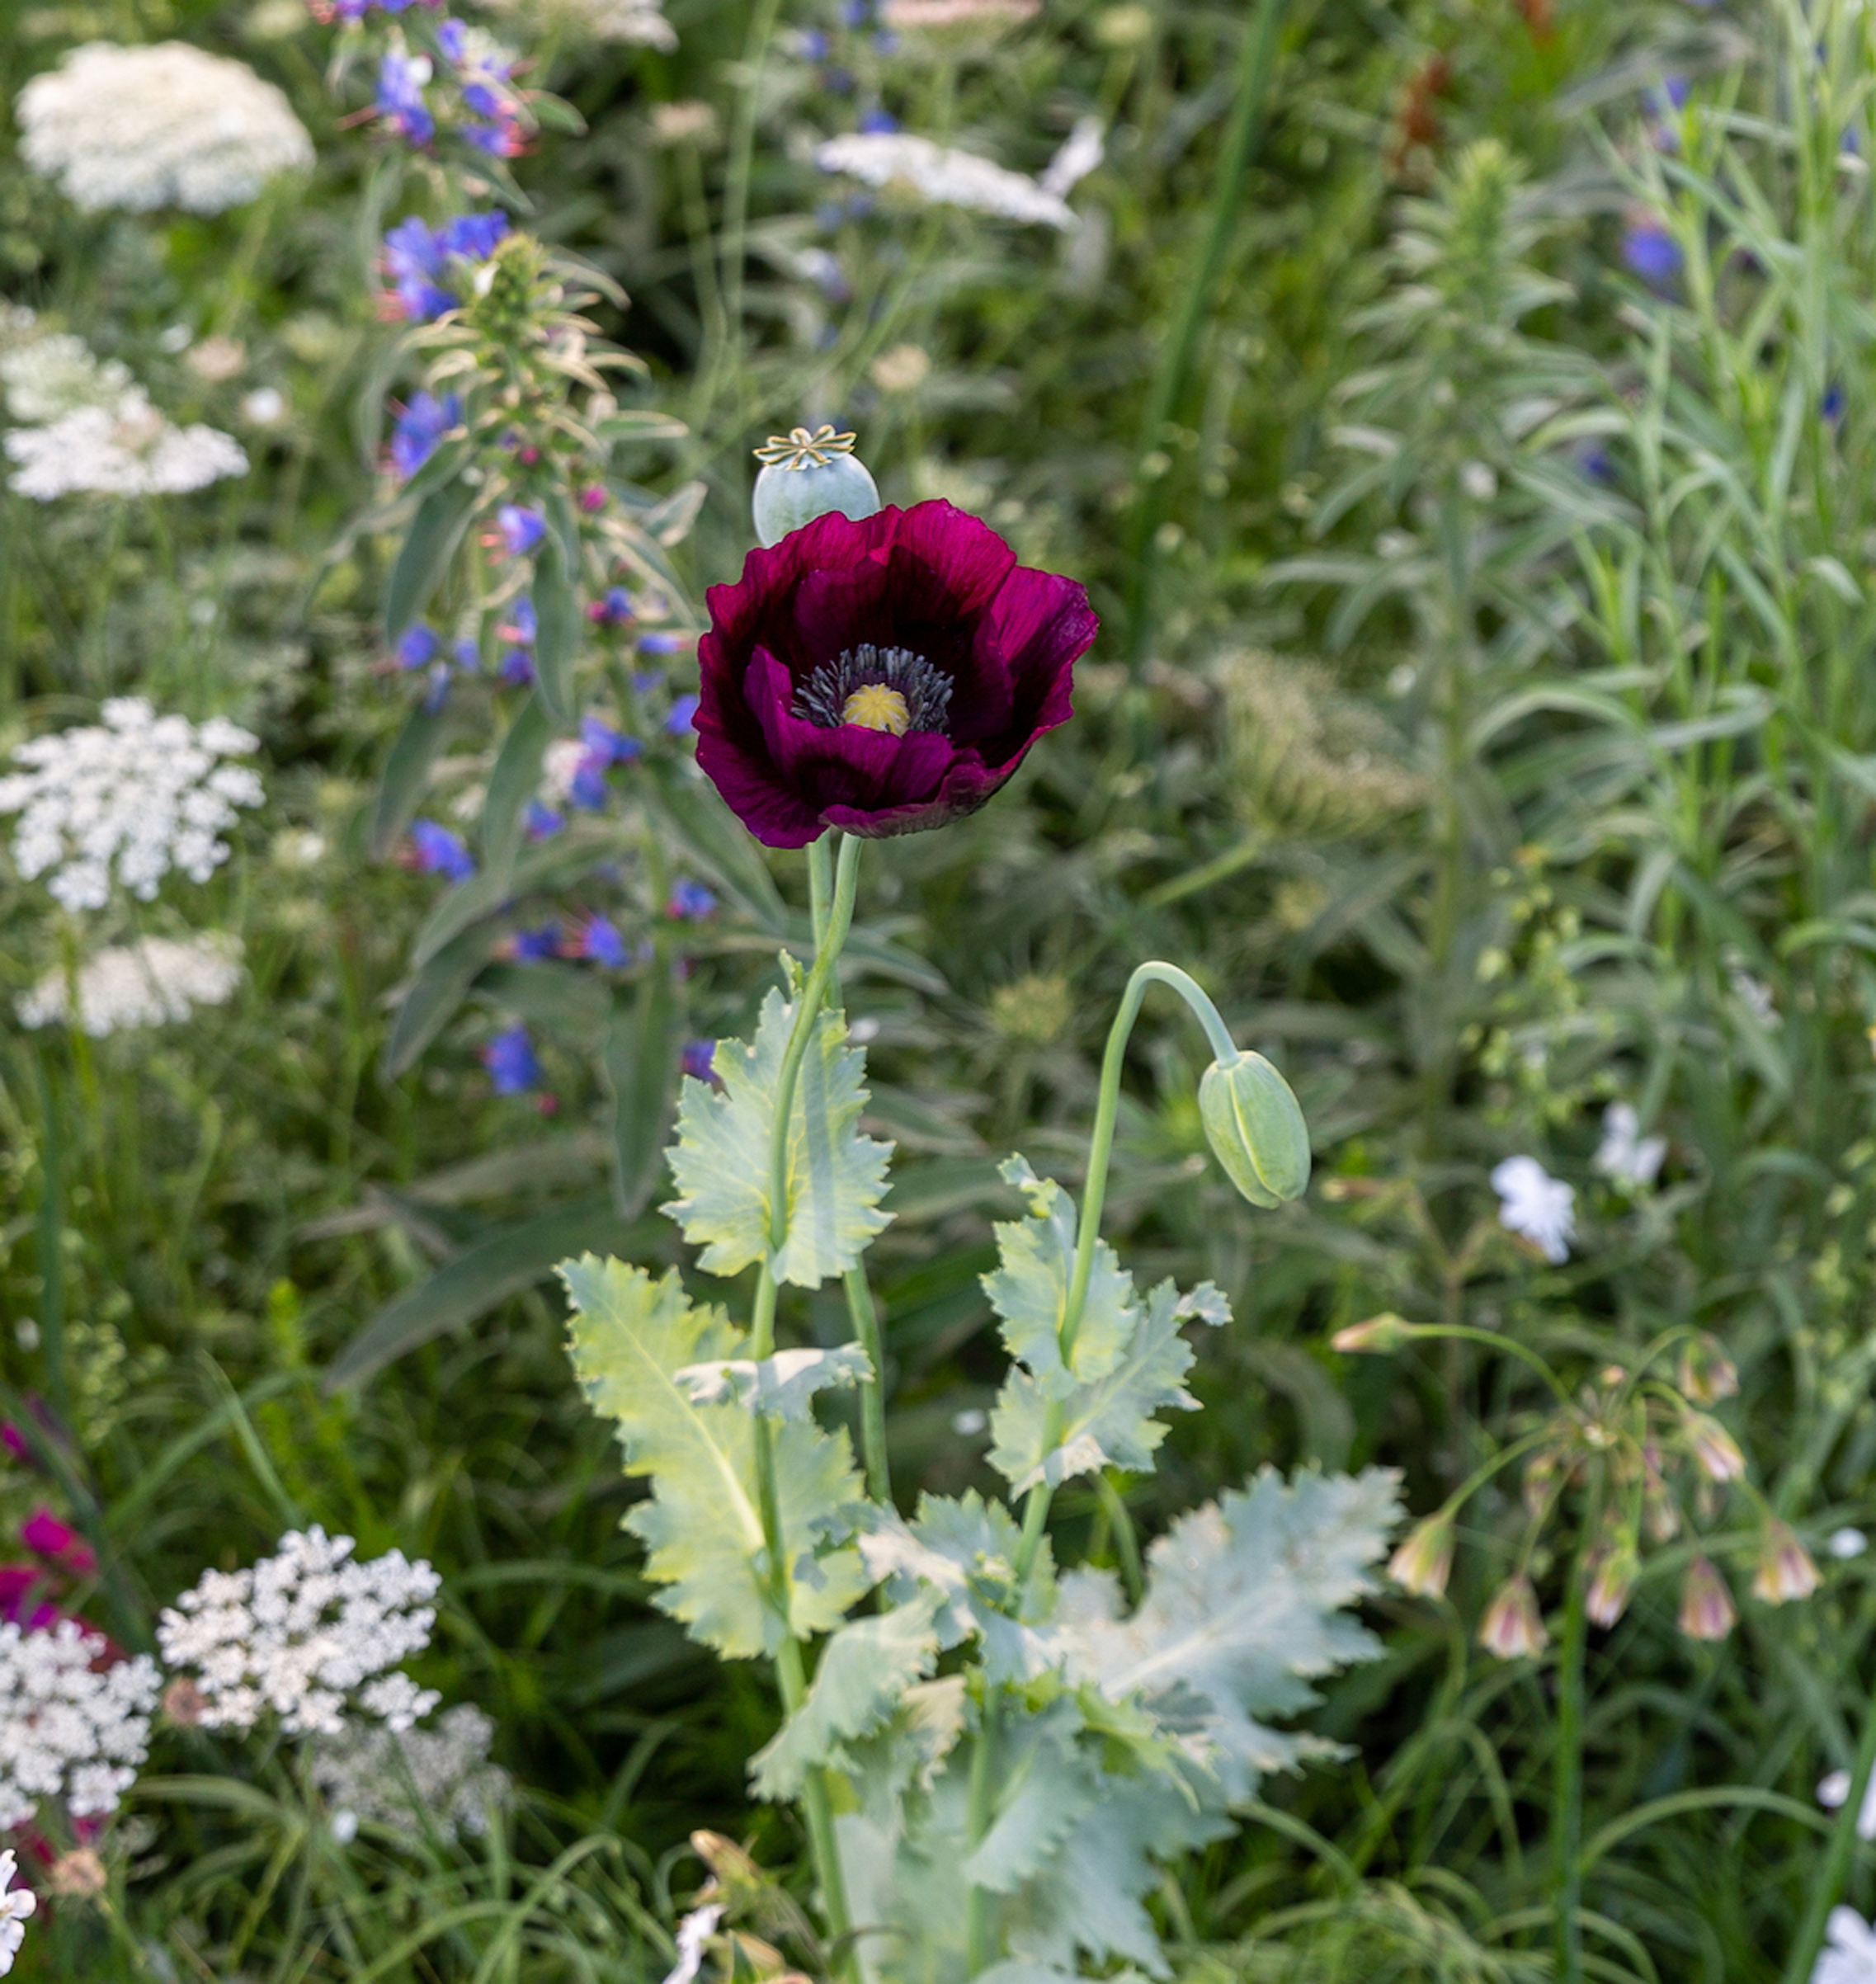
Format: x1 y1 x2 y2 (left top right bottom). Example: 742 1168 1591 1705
4 0 1876 1978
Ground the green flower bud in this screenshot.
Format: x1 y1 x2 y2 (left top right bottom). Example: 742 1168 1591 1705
1198 1050 1311 1208
752 426 880 547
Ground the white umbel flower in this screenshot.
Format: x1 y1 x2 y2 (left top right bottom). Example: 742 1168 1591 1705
1592 1102 1666 1191
0 1850 35 1977
7 397 247 500
0 1620 160 1834
662 1904 724 1984
1490 1155 1576 1264
17 42 313 215
158 1526 442 1739
312 1703 509 1842
0 698 263 912
0 332 136 425
1816 1907 1876 1984
18 934 243 1036
815 132 1079 229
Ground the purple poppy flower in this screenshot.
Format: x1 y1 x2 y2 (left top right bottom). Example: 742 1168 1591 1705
695 501 1097 847
575 915 630 968
482 1024 541 1094
396 623 441 669
667 879 718 921
1623 222 1682 290
390 390 461 478
666 693 700 736
410 819 476 882
681 1039 718 1083
497 505 547 557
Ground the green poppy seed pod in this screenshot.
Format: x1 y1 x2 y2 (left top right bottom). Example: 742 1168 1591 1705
1198 1049 1311 1209
752 426 880 547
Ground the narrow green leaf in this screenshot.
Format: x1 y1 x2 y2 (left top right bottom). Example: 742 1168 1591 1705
474 961 612 1035
323 1193 653 1391
384 480 476 640
640 761 788 930
381 921 503 1079
532 525 580 726
370 700 450 860
481 694 551 891
663 984 893 1288
561 1256 869 1656
602 960 682 1218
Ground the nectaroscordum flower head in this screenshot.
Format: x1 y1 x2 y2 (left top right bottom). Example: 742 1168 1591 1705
1678 1556 1736 1641
1751 1520 1821 1605
1585 1533 1640 1628
1478 1574 1547 1660
695 502 1097 847
1387 1512 1454 1600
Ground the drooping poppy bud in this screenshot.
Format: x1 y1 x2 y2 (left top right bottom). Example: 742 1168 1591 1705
1198 1049 1311 1209
750 426 881 547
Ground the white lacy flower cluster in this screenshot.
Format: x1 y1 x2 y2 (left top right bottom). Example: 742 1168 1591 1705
0 1620 161 1833
0 698 264 911
816 122 1104 231
18 934 243 1036
483 0 676 47
312 1704 509 1842
1 316 248 502
16 41 313 215
157 1527 442 1737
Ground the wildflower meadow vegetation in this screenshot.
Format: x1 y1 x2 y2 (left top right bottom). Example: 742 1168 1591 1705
7 0 1876 1978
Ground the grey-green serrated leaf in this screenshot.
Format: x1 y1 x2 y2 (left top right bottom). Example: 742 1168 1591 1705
663 986 893 1287
987 1279 1200 1492
1053 1465 1402 1802
561 1255 869 1657
749 1591 942 1800
673 1343 872 1420
983 1157 1136 1393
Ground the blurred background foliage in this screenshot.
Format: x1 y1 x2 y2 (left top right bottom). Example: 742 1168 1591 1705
3 0 1875 1977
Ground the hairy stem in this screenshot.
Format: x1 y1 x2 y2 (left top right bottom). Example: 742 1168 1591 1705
776 1633 854 1957
845 1265 893 1504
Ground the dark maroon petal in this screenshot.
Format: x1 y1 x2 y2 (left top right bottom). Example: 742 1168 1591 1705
974 567 1098 744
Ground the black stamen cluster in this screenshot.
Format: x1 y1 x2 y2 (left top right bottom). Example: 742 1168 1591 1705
794 644 954 733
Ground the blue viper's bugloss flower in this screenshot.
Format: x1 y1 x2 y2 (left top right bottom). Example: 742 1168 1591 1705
525 799 563 838
587 586 634 627
389 390 461 479
860 107 898 134
453 637 481 674
1623 222 1682 290
411 819 476 883
377 49 435 146
638 631 684 656
382 210 509 322
1824 383 1846 424
841 0 870 21
665 693 700 736
511 922 560 959
667 879 718 921
576 915 631 968
482 1024 541 1094
500 649 536 687
581 717 642 766
396 624 441 669
681 1039 717 1082
497 505 547 557
502 596 537 644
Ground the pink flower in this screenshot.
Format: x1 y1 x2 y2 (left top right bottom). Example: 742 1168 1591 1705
1751 1520 1820 1605
1478 1574 1548 1659
21 1507 96 1577
1678 1556 1737 1641
1387 1513 1454 1600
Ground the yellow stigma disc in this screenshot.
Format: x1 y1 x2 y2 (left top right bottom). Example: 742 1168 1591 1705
840 685 911 735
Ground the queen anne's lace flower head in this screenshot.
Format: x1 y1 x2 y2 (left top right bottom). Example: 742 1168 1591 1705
481 0 676 46
6 398 247 500
0 1620 161 1833
17 42 314 215
0 699 264 912
815 132 1081 230
18 935 243 1035
0 332 135 425
311 1703 509 1841
157 1526 441 1738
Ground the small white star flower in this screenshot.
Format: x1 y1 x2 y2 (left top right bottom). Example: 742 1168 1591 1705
1491 1156 1576 1265
0 1850 38 1976
1592 1102 1666 1191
